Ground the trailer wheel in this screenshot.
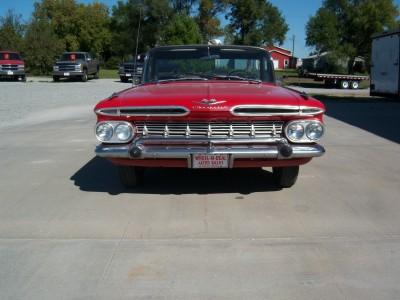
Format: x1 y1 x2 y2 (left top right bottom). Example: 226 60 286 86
350 81 359 89
340 80 350 89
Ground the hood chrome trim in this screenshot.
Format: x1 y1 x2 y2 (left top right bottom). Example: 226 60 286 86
230 105 325 117
95 106 190 117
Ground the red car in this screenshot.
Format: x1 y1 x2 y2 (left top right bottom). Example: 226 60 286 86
0 51 26 81
94 45 325 188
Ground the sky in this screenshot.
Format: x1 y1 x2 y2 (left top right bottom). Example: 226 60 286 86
1 0 399 58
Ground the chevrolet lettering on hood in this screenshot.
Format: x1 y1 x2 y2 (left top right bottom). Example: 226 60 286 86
192 99 228 110
94 45 326 189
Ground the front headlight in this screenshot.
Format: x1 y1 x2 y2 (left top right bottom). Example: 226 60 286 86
95 121 135 143
287 123 305 141
115 124 133 141
75 64 82 70
53 65 59 71
285 120 324 143
96 123 113 142
18 64 25 70
306 122 324 140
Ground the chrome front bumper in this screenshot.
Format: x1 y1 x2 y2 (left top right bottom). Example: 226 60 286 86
95 137 325 161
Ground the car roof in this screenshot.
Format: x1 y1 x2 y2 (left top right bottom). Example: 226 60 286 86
148 44 269 55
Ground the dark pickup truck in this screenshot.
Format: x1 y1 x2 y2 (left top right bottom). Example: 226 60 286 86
118 54 145 83
0 51 26 81
53 52 99 82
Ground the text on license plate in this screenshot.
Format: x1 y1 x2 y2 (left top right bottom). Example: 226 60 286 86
7 71 13 75
63 72 70 76
192 154 229 169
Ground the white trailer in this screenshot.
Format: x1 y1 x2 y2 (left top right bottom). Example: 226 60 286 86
370 30 400 97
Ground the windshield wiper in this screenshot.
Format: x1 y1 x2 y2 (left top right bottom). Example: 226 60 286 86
156 77 209 84
213 75 262 83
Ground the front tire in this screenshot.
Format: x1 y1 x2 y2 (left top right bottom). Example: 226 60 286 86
120 76 128 83
53 76 59 82
118 166 144 188
81 69 88 82
273 166 299 188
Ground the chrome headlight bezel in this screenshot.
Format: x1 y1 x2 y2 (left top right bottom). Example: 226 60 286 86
95 121 135 143
285 120 324 143
53 65 59 71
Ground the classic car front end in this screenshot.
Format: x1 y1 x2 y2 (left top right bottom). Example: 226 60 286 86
94 45 325 188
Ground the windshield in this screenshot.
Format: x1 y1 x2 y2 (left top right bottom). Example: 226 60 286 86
0 53 21 60
60 53 85 61
143 47 274 83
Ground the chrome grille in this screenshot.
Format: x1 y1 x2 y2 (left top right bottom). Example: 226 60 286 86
58 64 77 71
1 64 18 71
134 121 284 138
123 64 142 74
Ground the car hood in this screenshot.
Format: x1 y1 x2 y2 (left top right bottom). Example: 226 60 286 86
95 81 324 120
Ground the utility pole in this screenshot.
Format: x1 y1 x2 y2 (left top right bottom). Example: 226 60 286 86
290 35 295 68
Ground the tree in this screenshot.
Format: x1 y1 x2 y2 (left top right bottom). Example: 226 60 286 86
110 0 173 59
197 0 223 43
161 14 202 45
32 0 112 57
23 19 64 74
75 3 112 57
170 0 197 15
306 0 399 73
0 10 25 51
224 0 288 46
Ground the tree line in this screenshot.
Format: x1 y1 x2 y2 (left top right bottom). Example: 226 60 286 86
0 0 398 75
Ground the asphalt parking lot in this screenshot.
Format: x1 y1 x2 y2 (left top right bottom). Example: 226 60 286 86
1 78 400 299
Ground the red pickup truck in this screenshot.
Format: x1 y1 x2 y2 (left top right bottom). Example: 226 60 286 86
94 45 326 188
0 51 26 81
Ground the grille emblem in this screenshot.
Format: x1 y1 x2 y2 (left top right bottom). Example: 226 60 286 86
193 99 226 105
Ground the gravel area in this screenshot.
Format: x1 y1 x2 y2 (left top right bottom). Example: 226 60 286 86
0 78 131 129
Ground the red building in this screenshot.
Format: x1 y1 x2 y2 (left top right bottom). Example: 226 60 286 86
265 46 296 70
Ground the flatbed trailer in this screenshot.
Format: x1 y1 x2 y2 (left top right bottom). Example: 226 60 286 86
306 73 369 89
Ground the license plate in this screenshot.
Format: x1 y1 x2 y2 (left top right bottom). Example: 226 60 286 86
63 72 70 76
125 73 131 76
192 154 229 169
7 71 13 75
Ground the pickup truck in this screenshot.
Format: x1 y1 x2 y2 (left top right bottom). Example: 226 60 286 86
94 45 326 189
0 51 26 81
53 52 99 82
118 54 145 83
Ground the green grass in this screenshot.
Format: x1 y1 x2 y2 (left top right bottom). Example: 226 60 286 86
275 69 298 79
99 68 118 79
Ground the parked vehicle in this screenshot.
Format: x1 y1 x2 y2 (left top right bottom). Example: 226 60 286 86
53 52 99 82
0 51 26 81
94 45 326 188
118 54 145 83
305 72 369 89
370 30 400 97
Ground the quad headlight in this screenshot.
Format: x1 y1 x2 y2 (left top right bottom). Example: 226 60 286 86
285 120 324 143
95 121 134 143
